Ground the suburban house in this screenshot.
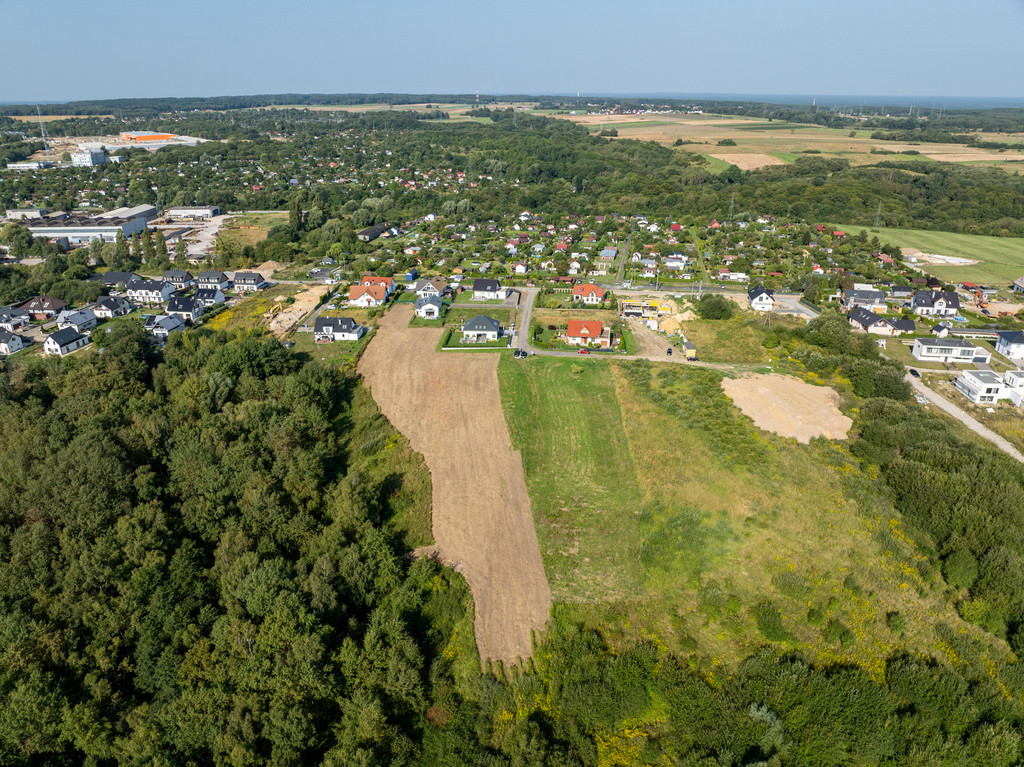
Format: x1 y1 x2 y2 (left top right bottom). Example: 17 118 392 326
23 295 68 319
472 278 510 301
144 314 185 339
563 320 613 348
44 327 88 356
413 277 447 298
0 306 31 331
842 288 887 313
314 317 366 343
197 271 231 291
572 283 607 305
747 285 775 312
55 308 98 334
93 296 133 318
90 271 139 287
359 275 396 295
620 299 669 318
847 307 915 336
912 337 991 364
1013 276 1024 294
349 284 388 307
166 296 204 322
996 331 1024 360
356 223 389 242
163 269 195 290
889 285 914 300
127 280 175 304
1004 370 1024 406
912 290 960 316
193 289 226 308
461 315 503 342
0 330 27 355
414 295 443 319
233 271 268 292
954 369 1008 405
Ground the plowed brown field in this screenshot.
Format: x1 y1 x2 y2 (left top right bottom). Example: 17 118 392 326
358 304 551 664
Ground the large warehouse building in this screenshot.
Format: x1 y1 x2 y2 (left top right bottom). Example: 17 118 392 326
166 206 220 220
24 206 155 244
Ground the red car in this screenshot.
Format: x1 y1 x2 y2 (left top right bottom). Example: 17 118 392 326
577 348 591 355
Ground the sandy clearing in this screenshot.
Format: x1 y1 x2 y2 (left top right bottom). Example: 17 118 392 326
359 304 551 664
706 153 789 170
268 286 326 338
254 260 286 278
722 373 852 444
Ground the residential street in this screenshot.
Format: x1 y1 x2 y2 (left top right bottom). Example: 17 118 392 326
906 374 1024 463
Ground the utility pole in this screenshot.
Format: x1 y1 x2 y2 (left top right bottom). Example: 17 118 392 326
872 201 882 229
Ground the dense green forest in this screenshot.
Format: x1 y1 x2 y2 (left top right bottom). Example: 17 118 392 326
4 323 1024 764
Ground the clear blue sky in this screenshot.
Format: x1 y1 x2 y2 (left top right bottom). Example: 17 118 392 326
3 0 1022 103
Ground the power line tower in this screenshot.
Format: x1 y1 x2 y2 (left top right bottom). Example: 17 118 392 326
872 201 882 229
36 106 51 163
728 192 736 221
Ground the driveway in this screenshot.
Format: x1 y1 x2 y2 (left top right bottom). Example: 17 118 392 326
906 374 1024 463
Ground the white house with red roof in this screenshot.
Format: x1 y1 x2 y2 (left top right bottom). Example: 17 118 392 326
563 320 613 348
349 284 388 307
572 283 606 305
361 275 396 295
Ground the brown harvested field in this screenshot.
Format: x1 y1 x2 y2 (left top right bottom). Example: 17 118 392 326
359 304 551 664
8 114 113 121
705 152 788 170
722 373 852 443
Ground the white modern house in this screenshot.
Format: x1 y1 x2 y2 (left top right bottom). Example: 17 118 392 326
414 295 443 319
45 328 89 356
911 337 991 364
313 317 366 342
996 331 1024 361
471 278 510 301
127 280 175 304
911 290 960 317
954 369 1008 404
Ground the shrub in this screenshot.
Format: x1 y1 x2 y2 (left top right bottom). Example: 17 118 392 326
717 138 737 146
943 549 979 590
753 600 792 643
886 611 906 635
697 294 733 320
808 607 824 626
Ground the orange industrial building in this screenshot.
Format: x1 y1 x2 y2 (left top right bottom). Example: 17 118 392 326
119 131 178 142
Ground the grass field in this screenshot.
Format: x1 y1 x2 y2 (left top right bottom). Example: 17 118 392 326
443 305 514 328
830 223 1024 285
679 317 771 363
498 356 1001 672
557 113 1024 171
204 285 304 332
218 211 288 248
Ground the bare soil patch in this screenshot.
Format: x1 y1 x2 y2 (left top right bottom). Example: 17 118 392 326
267 286 326 338
722 373 852 443
358 304 551 664
706 152 788 170
254 260 286 277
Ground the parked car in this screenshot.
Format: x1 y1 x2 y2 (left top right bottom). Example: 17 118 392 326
577 348 591 355
909 368 920 378
666 347 673 356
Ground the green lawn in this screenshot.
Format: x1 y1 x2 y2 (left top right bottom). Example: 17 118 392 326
287 330 372 370
830 223 1024 285
442 306 513 328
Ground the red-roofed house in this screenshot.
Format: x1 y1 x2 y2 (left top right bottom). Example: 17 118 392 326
832 230 846 237
349 284 388 307
361 276 396 295
563 320 613 348
572 283 607 305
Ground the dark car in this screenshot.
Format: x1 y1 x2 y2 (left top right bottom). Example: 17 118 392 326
666 347 673 356
909 368 920 378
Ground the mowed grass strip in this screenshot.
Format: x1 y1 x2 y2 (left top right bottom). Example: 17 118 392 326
498 356 644 602
830 223 1024 284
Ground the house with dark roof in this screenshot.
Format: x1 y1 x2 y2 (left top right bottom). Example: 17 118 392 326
55 308 98 334
197 271 230 291
996 331 1024 361
44 327 88 356
461 315 503 342
842 288 886 313
144 314 185 339
912 337 990 364
912 290 960 316
23 295 68 319
90 271 140 287
94 296 133 319
232 271 268 292
127 280 175 304
747 285 775 312
0 329 27 355
314 317 366 342
166 296 204 321
472 278 510 301
414 295 443 319
193 289 226 308
847 306 913 337
163 269 195 290
357 223 389 242
0 306 31 331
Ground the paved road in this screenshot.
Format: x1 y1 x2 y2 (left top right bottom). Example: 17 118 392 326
907 374 1024 463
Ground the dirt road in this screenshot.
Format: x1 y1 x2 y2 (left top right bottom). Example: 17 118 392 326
907 375 1024 463
358 304 551 664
